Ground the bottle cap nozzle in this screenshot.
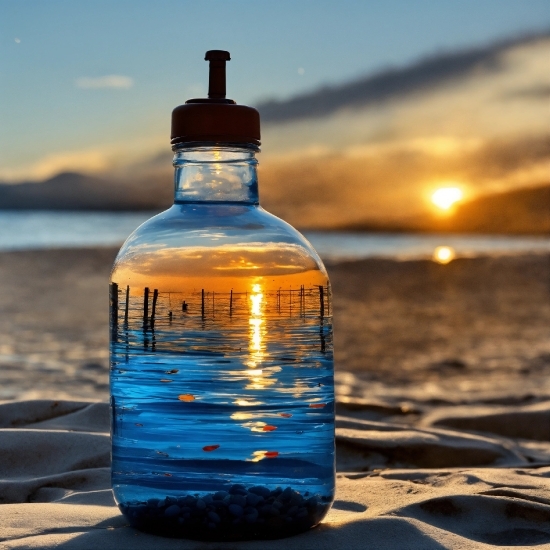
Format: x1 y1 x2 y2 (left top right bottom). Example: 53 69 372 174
205 50 231 99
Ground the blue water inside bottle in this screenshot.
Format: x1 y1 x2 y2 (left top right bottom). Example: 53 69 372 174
110 270 334 539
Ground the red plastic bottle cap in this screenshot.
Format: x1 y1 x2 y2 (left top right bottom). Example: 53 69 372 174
171 50 261 147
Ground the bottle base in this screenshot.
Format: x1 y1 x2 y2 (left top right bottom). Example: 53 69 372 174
119 484 332 541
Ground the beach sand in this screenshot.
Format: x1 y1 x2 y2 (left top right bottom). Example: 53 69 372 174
1 248 550 548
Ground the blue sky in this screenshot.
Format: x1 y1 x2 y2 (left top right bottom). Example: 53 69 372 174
1 0 549 179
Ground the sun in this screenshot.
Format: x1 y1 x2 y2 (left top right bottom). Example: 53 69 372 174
431 187 463 210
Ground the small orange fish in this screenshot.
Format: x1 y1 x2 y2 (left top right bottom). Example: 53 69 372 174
160 379 172 383
164 473 172 477
203 445 220 452
178 394 195 402
262 425 277 432
165 369 179 374
309 403 326 408
134 423 143 427
279 413 292 418
264 451 279 458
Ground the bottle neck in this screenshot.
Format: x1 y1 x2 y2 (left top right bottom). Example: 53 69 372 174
173 144 259 204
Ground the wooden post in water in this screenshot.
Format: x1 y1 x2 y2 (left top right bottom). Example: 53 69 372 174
229 289 233 317
124 285 130 324
289 286 292 316
110 282 119 339
150 289 159 327
201 289 205 318
212 291 215 316
143 287 149 328
277 288 281 313
319 286 326 353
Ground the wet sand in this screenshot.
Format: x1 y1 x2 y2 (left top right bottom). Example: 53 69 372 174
0 248 548 403
330 253 550 404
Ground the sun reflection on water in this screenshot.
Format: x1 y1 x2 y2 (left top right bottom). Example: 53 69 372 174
249 319 263 353
246 283 275 389
248 283 264 362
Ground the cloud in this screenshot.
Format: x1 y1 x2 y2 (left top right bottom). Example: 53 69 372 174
0 135 168 181
75 75 134 89
258 133 550 228
257 32 550 124
500 84 550 100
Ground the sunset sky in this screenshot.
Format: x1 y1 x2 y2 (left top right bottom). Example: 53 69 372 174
258 32 550 226
2 0 550 182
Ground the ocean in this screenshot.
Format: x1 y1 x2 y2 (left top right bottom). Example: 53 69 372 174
0 210 549 261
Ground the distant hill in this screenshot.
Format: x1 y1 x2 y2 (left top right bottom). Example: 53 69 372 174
428 184 550 234
340 184 550 235
0 171 172 211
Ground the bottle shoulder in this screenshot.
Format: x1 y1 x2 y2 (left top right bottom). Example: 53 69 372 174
113 204 328 278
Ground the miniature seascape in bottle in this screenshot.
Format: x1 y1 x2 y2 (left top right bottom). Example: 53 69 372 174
109 51 334 541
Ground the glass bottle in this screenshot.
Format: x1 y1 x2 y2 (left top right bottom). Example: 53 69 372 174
109 51 334 541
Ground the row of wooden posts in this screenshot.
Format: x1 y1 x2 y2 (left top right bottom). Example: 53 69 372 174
110 283 329 333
